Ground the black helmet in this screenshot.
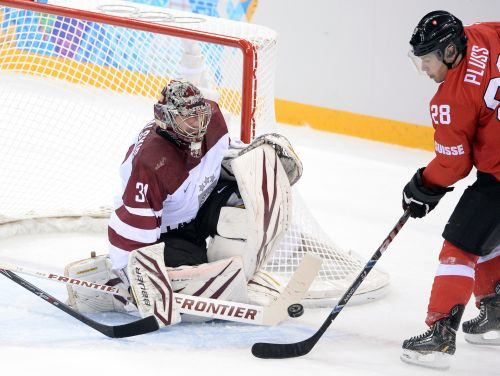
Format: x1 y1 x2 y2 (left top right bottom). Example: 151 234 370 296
410 10 467 58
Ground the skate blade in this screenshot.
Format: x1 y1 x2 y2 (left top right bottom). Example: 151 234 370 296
400 349 451 370
464 331 500 346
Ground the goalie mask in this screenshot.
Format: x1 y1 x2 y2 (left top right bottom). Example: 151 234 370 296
154 80 212 158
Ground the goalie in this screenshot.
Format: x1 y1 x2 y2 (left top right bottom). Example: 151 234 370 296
65 80 303 326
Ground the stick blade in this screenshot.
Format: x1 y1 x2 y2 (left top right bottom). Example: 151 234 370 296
108 315 160 338
251 341 312 359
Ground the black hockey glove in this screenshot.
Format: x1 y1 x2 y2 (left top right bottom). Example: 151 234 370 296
402 168 454 218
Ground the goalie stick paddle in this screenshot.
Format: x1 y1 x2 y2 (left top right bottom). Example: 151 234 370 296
0 253 322 327
0 268 159 338
251 209 411 359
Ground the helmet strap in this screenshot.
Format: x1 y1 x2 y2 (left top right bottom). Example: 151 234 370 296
444 58 456 69
156 126 183 147
156 126 203 159
443 43 463 69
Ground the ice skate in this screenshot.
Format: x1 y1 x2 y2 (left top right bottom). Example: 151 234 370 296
400 305 464 370
462 283 500 346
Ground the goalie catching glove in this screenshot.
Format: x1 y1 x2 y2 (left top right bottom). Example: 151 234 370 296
221 133 303 186
209 138 293 279
65 254 136 314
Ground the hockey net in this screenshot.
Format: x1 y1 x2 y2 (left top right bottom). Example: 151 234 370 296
0 0 389 306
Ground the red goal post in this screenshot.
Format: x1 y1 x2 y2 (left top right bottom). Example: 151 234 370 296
0 0 271 143
0 0 277 222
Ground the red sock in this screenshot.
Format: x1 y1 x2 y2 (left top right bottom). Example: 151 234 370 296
426 240 478 326
473 247 500 307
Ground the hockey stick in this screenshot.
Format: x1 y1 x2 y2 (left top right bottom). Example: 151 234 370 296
0 253 322 326
0 268 159 338
251 209 411 359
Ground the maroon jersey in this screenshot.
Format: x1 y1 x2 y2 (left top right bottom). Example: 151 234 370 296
423 22 500 188
108 100 229 269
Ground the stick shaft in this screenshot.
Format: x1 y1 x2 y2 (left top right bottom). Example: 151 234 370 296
0 268 159 338
252 209 411 358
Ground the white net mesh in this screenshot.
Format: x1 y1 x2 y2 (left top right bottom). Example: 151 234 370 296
264 192 389 305
0 0 277 222
0 0 389 306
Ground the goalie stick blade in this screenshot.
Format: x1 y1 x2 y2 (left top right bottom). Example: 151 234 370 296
0 269 159 338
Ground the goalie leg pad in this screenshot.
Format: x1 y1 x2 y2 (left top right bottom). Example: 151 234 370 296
208 236 285 307
128 244 181 327
167 256 248 322
65 254 133 314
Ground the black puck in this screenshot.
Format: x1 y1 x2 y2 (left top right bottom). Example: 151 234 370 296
287 303 304 318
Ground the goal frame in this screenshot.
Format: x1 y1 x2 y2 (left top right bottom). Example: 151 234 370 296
0 0 390 307
0 0 257 143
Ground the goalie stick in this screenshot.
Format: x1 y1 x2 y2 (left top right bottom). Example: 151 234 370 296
0 253 322 327
251 209 411 359
0 268 159 338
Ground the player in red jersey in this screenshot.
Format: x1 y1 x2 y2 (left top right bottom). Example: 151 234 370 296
400 11 500 369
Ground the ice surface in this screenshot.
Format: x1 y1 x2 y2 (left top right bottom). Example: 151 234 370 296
0 124 497 376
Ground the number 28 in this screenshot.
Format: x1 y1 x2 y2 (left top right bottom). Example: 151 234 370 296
431 104 451 125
